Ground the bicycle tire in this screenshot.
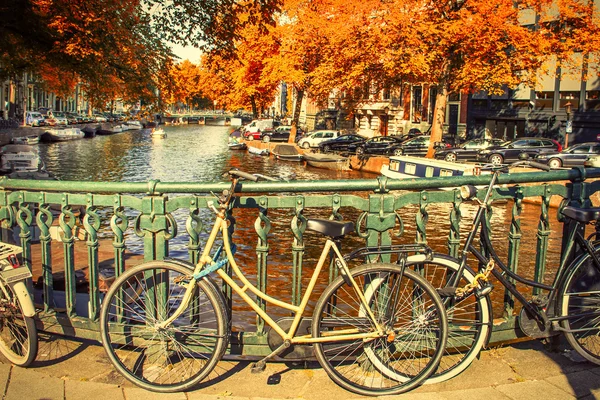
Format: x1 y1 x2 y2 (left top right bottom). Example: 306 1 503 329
559 250 600 364
0 284 37 366
100 261 229 392
312 263 447 396
405 255 492 383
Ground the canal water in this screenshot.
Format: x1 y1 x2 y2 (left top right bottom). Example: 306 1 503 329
35 124 565 327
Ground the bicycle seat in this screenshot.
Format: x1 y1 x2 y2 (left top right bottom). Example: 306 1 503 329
561 206 600 223
306 218 355 238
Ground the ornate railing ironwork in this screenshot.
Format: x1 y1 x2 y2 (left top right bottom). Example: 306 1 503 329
1 167 599 354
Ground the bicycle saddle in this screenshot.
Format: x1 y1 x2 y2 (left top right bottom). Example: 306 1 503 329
561 206 600 223
306 218 355 238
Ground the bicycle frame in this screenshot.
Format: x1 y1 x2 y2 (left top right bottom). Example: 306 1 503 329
451 169 600 327
158 180 385 344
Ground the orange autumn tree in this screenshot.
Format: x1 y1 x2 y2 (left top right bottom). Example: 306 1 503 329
305 0 600 157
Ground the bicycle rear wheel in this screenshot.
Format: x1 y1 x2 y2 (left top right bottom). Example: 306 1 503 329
406 255 492 383
100 261 229 392
0 284 37 366
559 251 600 364
312 263 447 396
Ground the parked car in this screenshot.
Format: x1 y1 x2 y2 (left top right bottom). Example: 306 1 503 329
297 130 340 149
435 138 506 162
318 134 367 153
25 111 46 127
65 112 79 124
352 136 404 156
386 135 450 157
262 126 291 142
93 114 108 122
477 137 562 165
535 142 600 168
42 110 68 126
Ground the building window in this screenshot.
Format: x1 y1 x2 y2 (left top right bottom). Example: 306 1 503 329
448 93 460 102
560 92 579 110
535 91 554 110
472 100 488 110
586 90 600 111
412 86 422 122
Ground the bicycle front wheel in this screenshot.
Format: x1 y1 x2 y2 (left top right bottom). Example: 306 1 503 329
0 284 37 366
559 250 600 364
312 263 447 396
100 261 229 392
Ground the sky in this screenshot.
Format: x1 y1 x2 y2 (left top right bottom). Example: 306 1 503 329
171 44 201 63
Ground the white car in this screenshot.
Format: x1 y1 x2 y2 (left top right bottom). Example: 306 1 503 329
297 130 340 149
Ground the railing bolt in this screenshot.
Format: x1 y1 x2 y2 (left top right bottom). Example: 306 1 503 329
422 195 427 200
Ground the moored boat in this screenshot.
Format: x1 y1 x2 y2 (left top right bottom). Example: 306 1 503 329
41 127 85 142
123 120 143 130
0 144 43 174
381 155 479 180
11 134 40 145
304 152 350 171
97 123 123 135
81 124 100 138
272 144 303 162
228 142 247 150
247 146 270 156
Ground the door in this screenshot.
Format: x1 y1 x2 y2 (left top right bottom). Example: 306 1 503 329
448 104 459 136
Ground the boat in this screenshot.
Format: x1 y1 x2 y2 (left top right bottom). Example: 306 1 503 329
247 146 270 156
151 128 167 138
41 127 85 142
97 123 123 135
272 144 304 162
123 120 143 130
0 144 44 174
11 135 40 145
81 124 99 138
381 155 480 180
304 152 350 171
228 142 247 150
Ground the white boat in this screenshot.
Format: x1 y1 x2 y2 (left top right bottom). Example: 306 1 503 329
0 144 43 173
11 135 40 145
381 155 480 180
151 128 167 138
304 153 350 171
247 146 269 156
41 127 85 142
272 144 303 162
97 123 123 135
123 120 143 130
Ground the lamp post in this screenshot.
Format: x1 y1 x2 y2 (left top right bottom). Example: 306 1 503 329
565 101 572 149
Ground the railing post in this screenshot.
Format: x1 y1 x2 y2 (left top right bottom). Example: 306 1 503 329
366 194 397 263
255 197 271 334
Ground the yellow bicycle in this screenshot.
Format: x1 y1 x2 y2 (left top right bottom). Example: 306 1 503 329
99 170 448 396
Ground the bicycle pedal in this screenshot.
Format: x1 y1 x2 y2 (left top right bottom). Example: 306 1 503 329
476 285 494 297
251 361 266 374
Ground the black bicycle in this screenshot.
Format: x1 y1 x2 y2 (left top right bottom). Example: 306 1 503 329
353 159 600 384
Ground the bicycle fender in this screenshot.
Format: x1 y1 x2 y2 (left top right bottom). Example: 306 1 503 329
8 281 36 318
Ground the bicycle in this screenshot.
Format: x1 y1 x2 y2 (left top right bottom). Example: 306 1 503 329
369 158 600 384
99 169 448 396
0 241 38 366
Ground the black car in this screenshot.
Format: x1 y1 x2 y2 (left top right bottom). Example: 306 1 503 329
435 138 506 162
535 142 600 168
318 134 366 153
477 137 563 165
352 136 404 156
388 135 450 157
262 126 291 142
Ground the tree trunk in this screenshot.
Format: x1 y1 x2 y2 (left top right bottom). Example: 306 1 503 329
250 95 257 118
425 84 448 158
288 88 304 143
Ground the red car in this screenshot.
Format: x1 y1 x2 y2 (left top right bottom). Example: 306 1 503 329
243 130 263 141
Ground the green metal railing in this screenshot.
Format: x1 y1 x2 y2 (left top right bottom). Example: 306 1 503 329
1 167 599 354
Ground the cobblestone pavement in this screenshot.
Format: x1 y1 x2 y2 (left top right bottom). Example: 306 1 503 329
0 333 599 400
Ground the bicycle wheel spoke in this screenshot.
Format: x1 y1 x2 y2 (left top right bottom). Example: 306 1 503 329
101 262 228 392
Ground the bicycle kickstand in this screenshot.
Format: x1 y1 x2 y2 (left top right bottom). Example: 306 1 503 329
251 340 292 373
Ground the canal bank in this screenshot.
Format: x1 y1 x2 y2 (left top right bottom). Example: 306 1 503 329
1 332 598 399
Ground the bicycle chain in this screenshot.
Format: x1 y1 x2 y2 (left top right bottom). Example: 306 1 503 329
455 259 495 298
